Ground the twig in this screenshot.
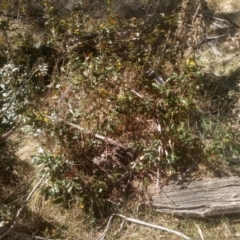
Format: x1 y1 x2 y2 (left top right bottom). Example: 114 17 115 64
202 13 240 28
97 214 192 240
156 122 162 188
0 127 15 143
0 175 46 239
46 115 124 147
202 14 227 22
65 121 89 133
192 3 201 24
117 220 125 235
195 223 205 240
206 34 228 41
97 215 114 240
57 86 72 102
130 90 144 99
94 133 120 146
219 14 240 29
47 115 88 133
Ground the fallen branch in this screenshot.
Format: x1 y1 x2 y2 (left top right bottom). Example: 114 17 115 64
149 177 240 217
97 214 192 240
46 115 126 147
94 133 120 146
0 175 46 239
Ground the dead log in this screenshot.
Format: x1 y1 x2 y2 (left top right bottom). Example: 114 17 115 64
148 177 240 217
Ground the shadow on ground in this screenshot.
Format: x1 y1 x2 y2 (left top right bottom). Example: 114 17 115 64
0 139 64 239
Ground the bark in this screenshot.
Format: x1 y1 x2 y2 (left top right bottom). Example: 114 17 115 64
148 177 240 217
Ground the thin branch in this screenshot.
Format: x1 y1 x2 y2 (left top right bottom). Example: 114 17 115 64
156 121 162 188
130 90 144 99
195 223 205 240
94 133 120 146
202 13 240 28
219 14 240 29
46 115 124 147
192 3 201 24
206 34 228 41
0 175 46 239
0 127 15 143
117 220 125 235
97 214 192 240
97 215 114 240
202 14 227 22
65 121 89 133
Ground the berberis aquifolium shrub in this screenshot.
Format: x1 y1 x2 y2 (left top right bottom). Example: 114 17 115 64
1 0 239 219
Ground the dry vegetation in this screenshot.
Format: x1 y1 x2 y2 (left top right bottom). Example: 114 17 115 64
1 0 240 239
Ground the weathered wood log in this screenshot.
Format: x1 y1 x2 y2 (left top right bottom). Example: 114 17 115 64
148 177 240 217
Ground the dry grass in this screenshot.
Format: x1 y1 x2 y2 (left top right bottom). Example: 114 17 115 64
2 1 240 239
27 192 93 239
110 216 240 240
21 185 240 239
3 136 240 240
